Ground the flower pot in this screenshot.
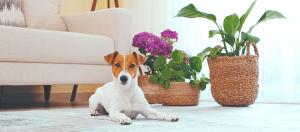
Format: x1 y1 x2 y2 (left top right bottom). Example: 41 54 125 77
207 43 259 107
138 75 160 104
159 82 200 106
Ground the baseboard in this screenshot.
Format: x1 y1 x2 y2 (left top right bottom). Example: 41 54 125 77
1 92 94 103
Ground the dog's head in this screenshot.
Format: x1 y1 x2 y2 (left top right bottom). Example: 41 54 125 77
104 51 146 87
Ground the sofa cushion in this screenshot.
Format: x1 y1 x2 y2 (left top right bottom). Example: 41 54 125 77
0 25 114 65
22 0 67 31
0 62 113 85
0 0 25 27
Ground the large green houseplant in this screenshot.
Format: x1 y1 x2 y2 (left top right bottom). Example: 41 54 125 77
175 0 286 106
176 0 286 61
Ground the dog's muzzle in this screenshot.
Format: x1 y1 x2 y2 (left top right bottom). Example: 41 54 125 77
120 75 128 85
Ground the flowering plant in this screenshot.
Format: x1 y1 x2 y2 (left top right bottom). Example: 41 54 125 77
132 29 178 75
133 29 209 90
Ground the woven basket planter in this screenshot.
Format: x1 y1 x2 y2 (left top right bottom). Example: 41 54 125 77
138 75 160 104
159 82 200 106
207 42 259 107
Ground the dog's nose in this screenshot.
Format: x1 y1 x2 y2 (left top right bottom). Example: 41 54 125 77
120 76 128 83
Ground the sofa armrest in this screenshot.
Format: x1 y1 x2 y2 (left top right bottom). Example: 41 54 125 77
61 8 135 55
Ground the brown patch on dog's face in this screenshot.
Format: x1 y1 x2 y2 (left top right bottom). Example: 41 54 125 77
111 54 125 79
125 52 147 79
104 51 124 79
125 55 139 79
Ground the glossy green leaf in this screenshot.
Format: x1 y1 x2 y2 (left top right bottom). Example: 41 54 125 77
189 57 202 73
198 77 207 91
171 50 184 63
183 72 191 79
192 72 197 80
248 10 286 33
209 30 220 38
166 60 174 69
162 80 170 90
177 77 185 82
238 0 257 32
197 47 211 62
172 70 183 77
180 63 191 79
156 77 164 85
199 82 206 91
148 76 156 83
153 55 167 70
223 34 235 47
201 76 206 82
210 47 223 60
161 68 172 80
189 80 196 87
175 4 216 22
223 13 240 36
241 32 260 44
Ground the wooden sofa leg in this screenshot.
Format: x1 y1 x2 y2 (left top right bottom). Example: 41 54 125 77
0 86 4 104
44 85 51 102
70 85 78 102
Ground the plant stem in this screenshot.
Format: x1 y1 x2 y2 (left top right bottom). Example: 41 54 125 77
215 22 228 55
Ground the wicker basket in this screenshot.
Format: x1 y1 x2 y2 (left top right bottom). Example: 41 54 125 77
207 42 259 107
138 75 160 104
159 82 200 106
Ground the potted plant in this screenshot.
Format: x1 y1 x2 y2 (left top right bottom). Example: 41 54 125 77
175 0 286 106
150 50 209 106
132 29 176 104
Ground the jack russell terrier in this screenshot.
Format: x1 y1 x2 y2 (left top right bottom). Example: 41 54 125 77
89 51 179 125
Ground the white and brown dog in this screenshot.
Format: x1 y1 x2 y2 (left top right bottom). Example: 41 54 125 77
89 51 179 125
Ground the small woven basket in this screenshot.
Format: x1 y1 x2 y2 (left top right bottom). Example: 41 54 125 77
207 42 259 107
138 75 160 104
159 82 200 106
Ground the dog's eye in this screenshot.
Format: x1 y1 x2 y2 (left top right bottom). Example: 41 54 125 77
130 64 135 68
115 63 120 67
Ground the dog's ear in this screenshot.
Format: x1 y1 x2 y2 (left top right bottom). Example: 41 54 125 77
132 51 146 65
104 51 119 66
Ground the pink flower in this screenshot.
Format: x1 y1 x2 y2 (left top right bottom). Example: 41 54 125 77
161 29 178 41
132 32 155 48
132 32 173 58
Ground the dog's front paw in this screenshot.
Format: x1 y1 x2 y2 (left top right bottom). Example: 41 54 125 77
120 117 132 125
159 115 179 122
90 110 100 116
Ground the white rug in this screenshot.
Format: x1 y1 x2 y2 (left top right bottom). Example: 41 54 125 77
1 102 299 132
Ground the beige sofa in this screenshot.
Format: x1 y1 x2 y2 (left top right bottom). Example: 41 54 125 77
0 8 134 103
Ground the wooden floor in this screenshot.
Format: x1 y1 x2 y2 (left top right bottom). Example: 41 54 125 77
0 101 89 112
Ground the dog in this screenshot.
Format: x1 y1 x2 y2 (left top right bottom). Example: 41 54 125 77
89 51 179 125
